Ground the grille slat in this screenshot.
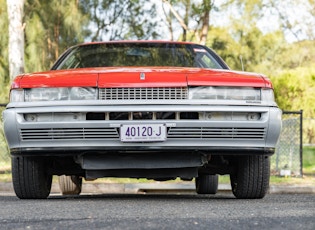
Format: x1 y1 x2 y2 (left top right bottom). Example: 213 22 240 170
167 127 266 139
20 128 119 140
99 87 188 100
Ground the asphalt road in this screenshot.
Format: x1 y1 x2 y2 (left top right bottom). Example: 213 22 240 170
0 193 314 230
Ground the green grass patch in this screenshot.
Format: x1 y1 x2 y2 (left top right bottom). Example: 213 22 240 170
270 175 315 185
303 146 315 175
0 173 11 182
218 175 314 185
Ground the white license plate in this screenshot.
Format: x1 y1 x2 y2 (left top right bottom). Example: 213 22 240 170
120 124 167 142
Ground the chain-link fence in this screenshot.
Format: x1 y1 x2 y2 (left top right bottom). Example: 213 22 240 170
272 111 303 177
0 106 304 176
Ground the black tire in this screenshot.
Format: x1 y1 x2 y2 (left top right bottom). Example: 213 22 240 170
195 174 219 194
230 155 270 199
58 175 82 195
12 156 52 199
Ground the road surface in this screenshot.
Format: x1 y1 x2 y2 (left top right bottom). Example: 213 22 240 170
0 193 314 229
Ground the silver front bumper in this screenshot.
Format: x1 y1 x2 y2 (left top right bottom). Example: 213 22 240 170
2 102 282 156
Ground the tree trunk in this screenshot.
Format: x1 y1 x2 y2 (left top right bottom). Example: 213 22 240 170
182 0 190 42
7 0 25 80
200 0 211 45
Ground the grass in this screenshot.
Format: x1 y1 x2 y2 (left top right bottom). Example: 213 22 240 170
303 146 315 175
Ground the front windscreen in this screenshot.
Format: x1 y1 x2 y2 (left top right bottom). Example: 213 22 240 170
55 43 224 70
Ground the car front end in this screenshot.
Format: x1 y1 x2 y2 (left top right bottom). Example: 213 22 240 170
2 41 282 199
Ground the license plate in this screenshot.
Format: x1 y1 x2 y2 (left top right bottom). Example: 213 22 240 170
120 124 167 142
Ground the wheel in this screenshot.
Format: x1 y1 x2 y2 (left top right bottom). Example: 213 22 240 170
12 156 52 199
230 155 270 199
58 175 82 195
195 174 219 194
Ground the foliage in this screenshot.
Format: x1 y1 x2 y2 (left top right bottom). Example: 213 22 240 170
0 0 9 103
24 0 90 73
271 68 315 116
80 0 159 41
161 0 217 43
225 0 315 42
276 40 315 70
271 67 315 143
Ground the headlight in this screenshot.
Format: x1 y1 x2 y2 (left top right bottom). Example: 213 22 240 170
10 89 24 102
10 87 97 102
25 88 69 101
189 86 275 102
69 87 97 100
261 88 275 102
189 86 261 100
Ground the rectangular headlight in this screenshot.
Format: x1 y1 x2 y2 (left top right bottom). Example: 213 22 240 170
10 89 24 102
261 88 275 102
25 88 69 101
69 87 97 100
189 86 261 100
10 87 97 102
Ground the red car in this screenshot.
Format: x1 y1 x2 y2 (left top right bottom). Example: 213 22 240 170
3 41 282 199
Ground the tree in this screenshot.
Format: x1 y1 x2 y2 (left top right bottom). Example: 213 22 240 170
7 0 25 80
24 0 89 72
81 0 159 41
0 0 9 102
224 0 315 42
161 0 215 44
271 67 315 143
200 1 211 44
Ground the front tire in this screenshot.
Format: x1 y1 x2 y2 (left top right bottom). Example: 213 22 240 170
230 155 270 199
195 174 219 194
12 157 52 199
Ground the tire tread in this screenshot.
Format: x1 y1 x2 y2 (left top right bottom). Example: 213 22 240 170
12 157 52 199
231 155 270 199
195 174 218 194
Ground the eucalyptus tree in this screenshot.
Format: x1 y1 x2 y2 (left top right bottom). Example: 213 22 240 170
1 0 9 102
226 0 315 42
80 0 159 41
6 0 24 80
211 0 314 71
24 0 90 72
161 0 216 44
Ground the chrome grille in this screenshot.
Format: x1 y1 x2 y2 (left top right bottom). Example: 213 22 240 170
20 128 119 140
99 87 188 100
167 127 266 139
20 127 265 141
